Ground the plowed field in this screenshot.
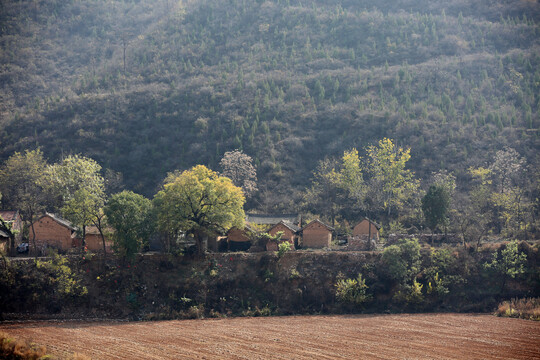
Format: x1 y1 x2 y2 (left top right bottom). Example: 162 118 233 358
1 314 539 359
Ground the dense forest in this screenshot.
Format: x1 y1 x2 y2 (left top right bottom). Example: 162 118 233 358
0 0 539 212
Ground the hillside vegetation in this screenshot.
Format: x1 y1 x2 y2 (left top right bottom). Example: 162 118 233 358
1 0 539 207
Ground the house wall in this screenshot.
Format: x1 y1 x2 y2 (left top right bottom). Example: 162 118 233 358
33 216 73 250
228 228 250 242
268 224 295 245
302 223 332 248
84 234 113 252
353 220 379 240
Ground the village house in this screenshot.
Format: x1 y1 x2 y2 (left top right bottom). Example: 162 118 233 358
0 210 24 253
266 220 301 251
83 225 113 253
227 224 257 252
353 218 380 241
301 219 334 249
347 218 381 250
31 213 77 253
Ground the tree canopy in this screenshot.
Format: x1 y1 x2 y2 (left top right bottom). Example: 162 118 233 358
105 190 153 261
154 165 245 254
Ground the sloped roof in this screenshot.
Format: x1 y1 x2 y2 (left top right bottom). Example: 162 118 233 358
38 213 77 231
269 220 301 233
86 225 114 235
302 219 334 232
357 218 381 230
227 224 258 235
246 213 299 225
0 210 19 222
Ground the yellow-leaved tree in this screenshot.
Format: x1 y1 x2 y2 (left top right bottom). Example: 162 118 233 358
154 165 245 255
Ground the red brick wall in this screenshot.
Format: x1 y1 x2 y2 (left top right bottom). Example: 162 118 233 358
302 223 332 248
353 220 379 240
33 216 73 250
85 234 113 252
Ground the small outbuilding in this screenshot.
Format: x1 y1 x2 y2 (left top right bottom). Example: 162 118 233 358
31 213 77 252
83 226 113 252
352 219 380 241
0 210 24 253
227 225 258 252
266 220 300 251
301 219 334 248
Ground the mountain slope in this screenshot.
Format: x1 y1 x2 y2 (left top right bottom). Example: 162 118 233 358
1 0 539 208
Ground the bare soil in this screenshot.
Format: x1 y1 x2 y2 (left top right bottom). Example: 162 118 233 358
1 313 539 359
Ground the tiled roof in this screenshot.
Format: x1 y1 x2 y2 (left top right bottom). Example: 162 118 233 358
0 210 18 222
41 213 77 231
302 219 334 231
358 218 381 230
246 213 299 225
270 220 301 233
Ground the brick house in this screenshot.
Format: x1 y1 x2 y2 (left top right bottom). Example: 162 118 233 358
0 210 23 253
227 225 257 252
353 219 380 241
84 225 113 252
266 220 300 251
31 213 77 252
302 219 334 248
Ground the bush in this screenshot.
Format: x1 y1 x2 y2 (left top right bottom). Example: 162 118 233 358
0 332 47 360
277 241 292 258
495 298 540 321
381 238 421 283
335 273 370 306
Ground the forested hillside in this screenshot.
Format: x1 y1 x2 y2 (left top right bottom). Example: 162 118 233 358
1 0 539 209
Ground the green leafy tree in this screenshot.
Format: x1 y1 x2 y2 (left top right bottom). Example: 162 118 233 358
0 149 48 255
484 240 527 294
381 237 421 284
335 273 370 306
364 138 419 219
105 190 153 261
154 165 245 255
47 155 106 248
422 184 451 237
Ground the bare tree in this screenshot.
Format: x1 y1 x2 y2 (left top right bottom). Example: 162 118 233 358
220 150 258 198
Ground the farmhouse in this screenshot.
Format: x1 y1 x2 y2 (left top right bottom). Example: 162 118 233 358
227 225 257 251
301 219 334 248
266 220 301 251
353 218 380 241
83 225 113 252
0 210 23 241
31 213 77 252
0 210 23 252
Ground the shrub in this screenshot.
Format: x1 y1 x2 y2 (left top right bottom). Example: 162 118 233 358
277 241 292 258
36 252 88 299
381 238 421 283
495 298 540 321
0 332 47 360
335 273 370 306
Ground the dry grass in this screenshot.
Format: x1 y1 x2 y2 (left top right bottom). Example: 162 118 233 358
0 332 91 360
495 298 540 321
1 331 47 360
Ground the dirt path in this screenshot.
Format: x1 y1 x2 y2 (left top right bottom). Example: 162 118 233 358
1 313 539 359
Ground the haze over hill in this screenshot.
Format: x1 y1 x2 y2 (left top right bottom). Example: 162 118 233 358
1 0 538 210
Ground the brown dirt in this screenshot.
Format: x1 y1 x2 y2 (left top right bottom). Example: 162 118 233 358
1 313 539 359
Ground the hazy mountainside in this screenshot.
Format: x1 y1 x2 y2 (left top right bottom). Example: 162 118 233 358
1 0 539 208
